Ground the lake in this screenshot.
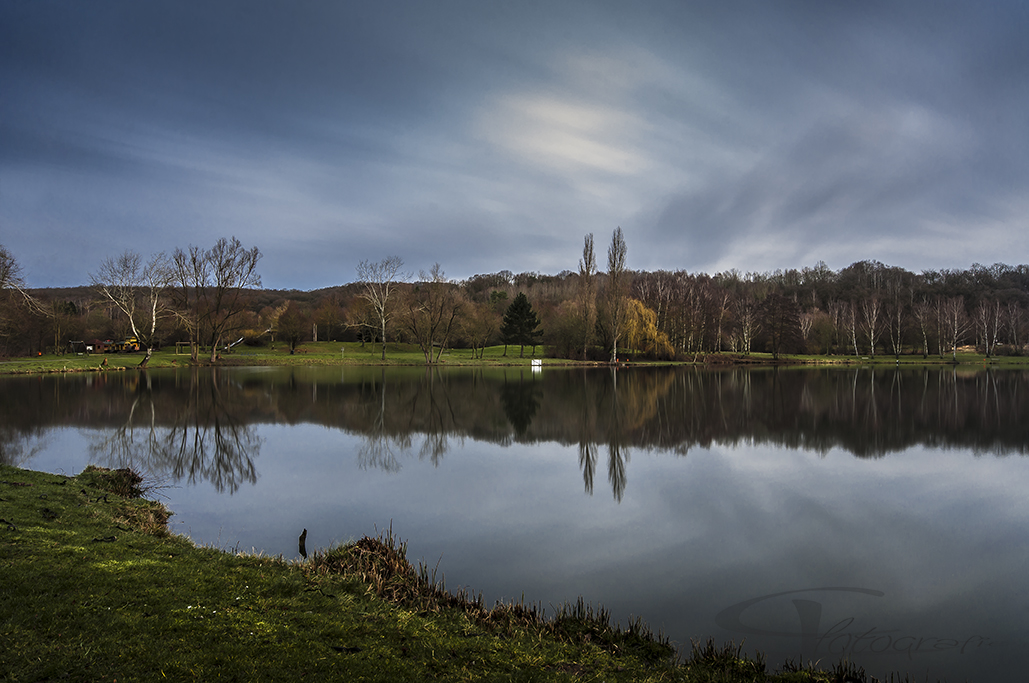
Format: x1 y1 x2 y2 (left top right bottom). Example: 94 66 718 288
4 364 1028 681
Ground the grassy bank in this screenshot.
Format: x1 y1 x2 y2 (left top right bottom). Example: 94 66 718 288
3 341 1027 375
0 342 557 375
0 464 916 682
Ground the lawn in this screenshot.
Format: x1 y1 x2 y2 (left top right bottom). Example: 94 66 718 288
4 341 1026 376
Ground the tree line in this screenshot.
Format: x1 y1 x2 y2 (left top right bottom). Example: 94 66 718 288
2 232 1029 361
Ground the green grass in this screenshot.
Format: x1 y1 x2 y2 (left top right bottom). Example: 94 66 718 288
0 342 556 375
5 342 1025 376
0 465 912 682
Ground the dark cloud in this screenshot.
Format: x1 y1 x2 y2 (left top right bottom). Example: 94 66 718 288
3 1 1028 288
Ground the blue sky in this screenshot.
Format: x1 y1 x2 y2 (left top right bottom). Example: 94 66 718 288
3 1 1028 289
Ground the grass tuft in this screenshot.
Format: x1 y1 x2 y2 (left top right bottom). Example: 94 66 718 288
307 526 675 664
79 464 147 498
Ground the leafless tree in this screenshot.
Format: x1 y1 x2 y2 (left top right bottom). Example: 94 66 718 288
733 295 761 355
1005 301 1025 354
912 297 934 358
713 289 733 352
405 264 463 364
2 247 82 355
171 246 208 361
974 299 1001 356
826 300 846 354
90 250 173 367
356 256 408 361
942 296 971 361
799 310 815 343
460 298 501 359
672 272 711 355
884 278 907 358
172 237 262 362
0 244 22 291
860 295 884 357
844 300 860 356
577 233 597 359
603 228 629 363
276 301 310 354
0 245 24 350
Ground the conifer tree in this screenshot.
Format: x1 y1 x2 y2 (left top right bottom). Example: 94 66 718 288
501 292 543 357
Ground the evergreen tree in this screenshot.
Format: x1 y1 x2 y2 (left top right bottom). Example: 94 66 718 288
501 292 543 357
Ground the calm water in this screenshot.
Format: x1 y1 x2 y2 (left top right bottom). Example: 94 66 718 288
4 365 1029 681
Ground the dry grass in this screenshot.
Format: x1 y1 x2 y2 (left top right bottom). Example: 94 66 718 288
306 524 677 663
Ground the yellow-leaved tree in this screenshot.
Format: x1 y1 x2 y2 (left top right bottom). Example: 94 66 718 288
624 298 674 360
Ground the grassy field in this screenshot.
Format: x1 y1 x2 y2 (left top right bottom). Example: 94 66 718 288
0 341 562 374
0 464 901 682
2 339 1028 375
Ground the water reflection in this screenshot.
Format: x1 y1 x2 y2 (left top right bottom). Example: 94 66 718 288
0 369 262 493
2 366 1028 496
500 372 542 436
147 368 260 493
0 425 48 468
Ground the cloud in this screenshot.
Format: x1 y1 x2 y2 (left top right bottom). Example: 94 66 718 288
3 1 1029 287
644 83 1015 274
478 95 648 177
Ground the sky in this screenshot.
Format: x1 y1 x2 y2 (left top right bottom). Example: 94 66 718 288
2 1 1028 290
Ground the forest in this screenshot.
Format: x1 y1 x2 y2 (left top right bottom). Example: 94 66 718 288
2 231 1029 362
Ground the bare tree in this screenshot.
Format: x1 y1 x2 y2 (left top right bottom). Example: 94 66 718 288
826 299 846 355
844 300 860 356
603 227 629 363
356 256 408 361
313 296 345 342
0 244 22 291
799 310 815 343
90 250 173 367
276 301 310 354
1006 301 1025 354
172 237 262 363
974 299 1001 357
860 295 884 357
884 277 908 358
0 245 24 351
933 296 947 357
171 246 209 362
405 264 463 364
912 297 934 358
577 233 597 359
461 297 502 359
2 248 81 356
942 296 971 361
713 289 733 353
679 274 711 355
761 292 803 360
733 295 761 355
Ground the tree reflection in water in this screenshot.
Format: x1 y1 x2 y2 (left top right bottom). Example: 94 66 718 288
85 369 260 493
500 372 541 437
578 371 598 495
0 426 48 468
4 366 1029 498
354 369 411 472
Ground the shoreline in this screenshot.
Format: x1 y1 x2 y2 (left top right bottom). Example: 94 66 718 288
2 341 1023 376
0 463 928 682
